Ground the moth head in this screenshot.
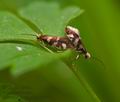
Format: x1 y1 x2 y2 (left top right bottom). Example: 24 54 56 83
36 34 43 40
80 49 91 59
84 52 91 59
65 26 80 35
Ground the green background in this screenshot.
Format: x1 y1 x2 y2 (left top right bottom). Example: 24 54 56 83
0 0 120 102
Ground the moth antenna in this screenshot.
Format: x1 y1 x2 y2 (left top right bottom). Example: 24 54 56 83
90 56 106 69
18 33 42 38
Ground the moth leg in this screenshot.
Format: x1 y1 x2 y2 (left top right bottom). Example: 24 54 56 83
76 54 80 60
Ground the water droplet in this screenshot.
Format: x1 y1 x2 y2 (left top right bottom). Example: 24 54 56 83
16 46 23 51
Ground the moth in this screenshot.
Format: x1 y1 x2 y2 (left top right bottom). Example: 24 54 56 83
36 26 91 59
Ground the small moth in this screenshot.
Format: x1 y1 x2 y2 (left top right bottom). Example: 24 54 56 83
65 26 91 59
36 26 91 59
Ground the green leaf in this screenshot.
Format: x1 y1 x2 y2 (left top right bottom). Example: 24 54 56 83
19 1 83 36
0 43 71 76
0 83 26 102
0 11 47 76
35 60 100 102
0 11 35 41
0 2 81 76
3 96 26 102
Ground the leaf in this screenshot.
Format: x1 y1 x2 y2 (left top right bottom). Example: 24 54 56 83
0 43 71 76
3 96 26 102
0 83 26 102
19 1 83 36
0 2 81 76
39 60 100 102
0 12 57 75
0 11 35 41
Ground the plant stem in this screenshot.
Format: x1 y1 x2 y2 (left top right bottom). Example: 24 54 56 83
66 62 101 102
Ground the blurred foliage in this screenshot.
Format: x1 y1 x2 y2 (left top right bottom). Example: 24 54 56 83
0 0 120 102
